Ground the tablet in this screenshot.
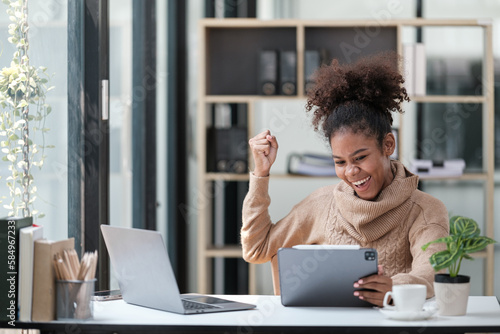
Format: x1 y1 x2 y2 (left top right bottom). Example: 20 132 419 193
277 246 378 307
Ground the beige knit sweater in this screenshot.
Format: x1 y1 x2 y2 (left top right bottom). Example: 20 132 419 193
241 160 449 298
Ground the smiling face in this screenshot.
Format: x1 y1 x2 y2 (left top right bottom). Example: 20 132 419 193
330 129 396 201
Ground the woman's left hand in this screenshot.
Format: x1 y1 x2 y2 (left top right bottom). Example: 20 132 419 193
353 265 392 307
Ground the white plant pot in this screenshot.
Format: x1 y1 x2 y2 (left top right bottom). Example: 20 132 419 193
433 274 471 316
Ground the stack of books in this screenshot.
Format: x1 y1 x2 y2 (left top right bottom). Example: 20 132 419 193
409 159 466 178
0 216 76 324
287 153 336 177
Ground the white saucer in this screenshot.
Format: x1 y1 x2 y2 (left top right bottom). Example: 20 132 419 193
379 307 437 321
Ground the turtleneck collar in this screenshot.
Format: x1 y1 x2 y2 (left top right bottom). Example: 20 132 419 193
333 160 419 243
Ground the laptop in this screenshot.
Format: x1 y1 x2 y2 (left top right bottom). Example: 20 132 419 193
100 225 256 314
278 245 378 307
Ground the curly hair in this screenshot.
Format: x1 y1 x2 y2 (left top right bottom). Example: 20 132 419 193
305 51 409 147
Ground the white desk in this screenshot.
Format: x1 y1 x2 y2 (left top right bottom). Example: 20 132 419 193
20 295 500 333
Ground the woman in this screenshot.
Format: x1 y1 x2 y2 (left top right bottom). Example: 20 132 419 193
241 52 449 307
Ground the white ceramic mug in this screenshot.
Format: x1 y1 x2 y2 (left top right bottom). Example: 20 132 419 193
383 284 427 312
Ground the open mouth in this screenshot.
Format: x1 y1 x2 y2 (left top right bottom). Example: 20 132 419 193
352 176 371 188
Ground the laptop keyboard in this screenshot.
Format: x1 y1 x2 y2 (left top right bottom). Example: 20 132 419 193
182 299 219 310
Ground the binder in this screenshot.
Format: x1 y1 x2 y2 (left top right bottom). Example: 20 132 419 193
258 50 278 95
304 50 320 94
279 51 297 95
207 104 248 174
207 127 248 173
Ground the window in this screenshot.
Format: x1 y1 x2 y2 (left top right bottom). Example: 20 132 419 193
0 0 68 241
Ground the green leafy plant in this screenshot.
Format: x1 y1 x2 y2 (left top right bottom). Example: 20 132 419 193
0 0 53 219
422 216 497 277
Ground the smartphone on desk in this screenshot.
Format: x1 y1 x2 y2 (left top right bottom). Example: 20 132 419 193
92 289 122 301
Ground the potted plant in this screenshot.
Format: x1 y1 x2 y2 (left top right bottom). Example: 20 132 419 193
422 215 497 316
0 0 53 220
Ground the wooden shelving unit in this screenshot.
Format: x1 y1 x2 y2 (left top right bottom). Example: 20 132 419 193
197 18 495 295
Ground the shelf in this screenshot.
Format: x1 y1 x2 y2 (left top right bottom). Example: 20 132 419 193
205 246 243 258
397 18 492 27
205 173 488 182
418 173 488 181
204 95 306 103
200 18 488 28
410 95 486 104
207 173 339 180
305 26 397 65
272 173 338 179
200 18 301 28
205 173 250 181
204 95 486 105
198 18 495 296
206 26 296 96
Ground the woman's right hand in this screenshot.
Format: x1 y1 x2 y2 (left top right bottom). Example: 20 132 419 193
248 130 278 177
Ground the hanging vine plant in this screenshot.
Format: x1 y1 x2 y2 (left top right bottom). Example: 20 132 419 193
0 0 53 219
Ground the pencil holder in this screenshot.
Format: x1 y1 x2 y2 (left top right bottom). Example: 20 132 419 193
56 279 96 320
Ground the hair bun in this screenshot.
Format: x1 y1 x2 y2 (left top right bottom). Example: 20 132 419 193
306 51 409 132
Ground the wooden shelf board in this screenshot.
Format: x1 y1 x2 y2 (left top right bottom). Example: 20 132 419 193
204 95 306 103
410 95 485 103
200 18 487 28
205 173 487 182
398 18 490 27
419 173 488 181
205 246 243 258
270 173 486 181
306 18 486 27
201 18 301 28
271 173 338 180
205 173 250 181
203 96 485 105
